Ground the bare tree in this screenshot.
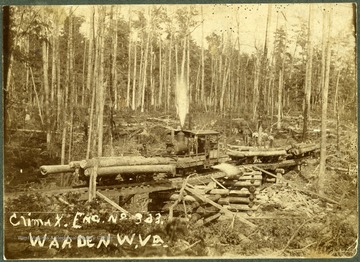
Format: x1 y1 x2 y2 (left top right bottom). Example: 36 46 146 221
318 7 332 194
302 5 314 141
126 6 132 108
86 7 95 159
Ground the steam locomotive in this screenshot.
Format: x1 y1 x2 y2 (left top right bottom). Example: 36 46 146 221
74 129 227 185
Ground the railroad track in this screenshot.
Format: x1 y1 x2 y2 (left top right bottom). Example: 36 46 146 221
5 156 304 202
5 171 228 201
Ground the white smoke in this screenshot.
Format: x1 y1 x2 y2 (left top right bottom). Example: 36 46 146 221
175 76 189 128
212 163 241 177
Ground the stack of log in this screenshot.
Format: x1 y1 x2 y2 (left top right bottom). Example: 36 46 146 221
149 170 262 226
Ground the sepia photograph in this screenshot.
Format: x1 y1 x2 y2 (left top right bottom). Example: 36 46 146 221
2 3 358 259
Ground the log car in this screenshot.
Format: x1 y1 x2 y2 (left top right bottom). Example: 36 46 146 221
39 129 228 186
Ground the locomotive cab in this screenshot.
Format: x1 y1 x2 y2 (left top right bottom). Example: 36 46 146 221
166 129 220 168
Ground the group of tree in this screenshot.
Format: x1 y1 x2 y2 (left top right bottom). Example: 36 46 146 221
3 4 356 167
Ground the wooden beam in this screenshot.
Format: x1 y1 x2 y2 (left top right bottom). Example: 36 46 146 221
211 176 228 190
252 166 277 178
96 191 129 214
88 167 97 202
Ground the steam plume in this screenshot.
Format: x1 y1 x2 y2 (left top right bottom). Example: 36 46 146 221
175 76 189 128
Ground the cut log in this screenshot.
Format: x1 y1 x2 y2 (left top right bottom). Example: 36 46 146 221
84 164 175 176
228 149 287 158
227 144 253 151
275 168 285 174
243 171 262 176
237 174 263 180
218 197 251 205
230 189 259 196
234 180 262 187
196 205 218 215
203 213 221 225
288 144 320 155
241 159 301 171
80 156 176 169
170 194 197 202
206 194 221 202
219 180 262 188
68 161 82 168
326 166 354 173
184 186 256 228
209 189 230 195
40 165 74 175
224 204 259 211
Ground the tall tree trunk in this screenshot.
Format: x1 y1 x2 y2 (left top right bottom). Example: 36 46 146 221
318 8 332 195
220 57 230 114
86 8 94 97
51 36 56 104
113 8 119 107
187 6 191 105
334 69 341 151
29 67 44 126
68 14 74 162
319 10 327 111
236 39 241 114
209 55 214 110
60 9 73 185
200 6 205 107
132 42 137 110
302 5 314 141
91 12 100 158
150 42 155 107
195 63 201 102
137 36 144 109
141 10 151 113
109 6 118 156
244 57 249 114
42 11 51 149
253 57 259 121
3 6 10 127
81 40 87 106
56 38 61 129
126 6 132 108
97 7 106 157
214 57 219 112
25 35 30 103
85 8 94 158
277 69 283 129
333 69 341 114
258 5 272 121
167 34 173 111
158 39 163 109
